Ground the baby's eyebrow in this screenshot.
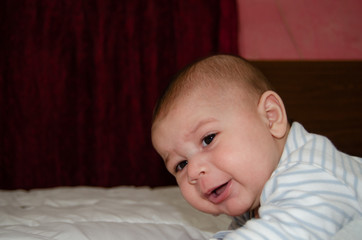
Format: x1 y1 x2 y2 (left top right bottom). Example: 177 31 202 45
187 118 217 137
164 156 170 166
163 152 170 166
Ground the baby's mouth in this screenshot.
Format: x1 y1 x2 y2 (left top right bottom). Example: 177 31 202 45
212 182 228 196
206 180 231 204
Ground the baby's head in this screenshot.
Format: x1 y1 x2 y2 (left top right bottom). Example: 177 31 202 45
152 54 289 216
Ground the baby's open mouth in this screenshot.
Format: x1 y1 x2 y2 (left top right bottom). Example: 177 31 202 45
206 180 231 204
211 182 228 196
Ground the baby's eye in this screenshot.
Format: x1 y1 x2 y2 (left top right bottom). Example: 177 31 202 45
175 160 188 173
202 133 216 147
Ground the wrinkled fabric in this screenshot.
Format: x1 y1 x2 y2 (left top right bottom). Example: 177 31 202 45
0 186 231 239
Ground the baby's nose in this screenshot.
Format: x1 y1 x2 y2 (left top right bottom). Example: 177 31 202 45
187 159 207 184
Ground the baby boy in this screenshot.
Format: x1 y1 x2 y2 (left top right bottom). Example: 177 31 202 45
151 54 361 239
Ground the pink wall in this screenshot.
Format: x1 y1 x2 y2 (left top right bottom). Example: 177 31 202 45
237 0 362 60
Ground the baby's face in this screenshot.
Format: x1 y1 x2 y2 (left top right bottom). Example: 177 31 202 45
152 86 281 216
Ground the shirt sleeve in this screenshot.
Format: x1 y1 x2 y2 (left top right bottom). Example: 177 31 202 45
223 164 361 240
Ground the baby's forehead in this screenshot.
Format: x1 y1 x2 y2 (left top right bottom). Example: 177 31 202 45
180 75 253 102
166 80 253 118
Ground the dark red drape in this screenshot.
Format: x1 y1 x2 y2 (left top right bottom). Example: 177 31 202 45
0 0 238 189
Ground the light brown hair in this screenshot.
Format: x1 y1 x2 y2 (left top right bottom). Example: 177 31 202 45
152 54 273 123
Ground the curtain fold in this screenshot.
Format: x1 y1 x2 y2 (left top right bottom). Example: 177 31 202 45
0 0 238 189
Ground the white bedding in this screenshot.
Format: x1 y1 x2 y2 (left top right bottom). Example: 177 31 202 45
0 186 230 240
1 186 360 240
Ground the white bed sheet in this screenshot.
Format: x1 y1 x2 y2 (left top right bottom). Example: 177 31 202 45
0 186 230 240
1 186 360 240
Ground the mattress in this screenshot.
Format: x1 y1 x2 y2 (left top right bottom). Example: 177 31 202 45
0 186 230 240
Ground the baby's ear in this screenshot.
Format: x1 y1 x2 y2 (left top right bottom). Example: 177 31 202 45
258 91 288 139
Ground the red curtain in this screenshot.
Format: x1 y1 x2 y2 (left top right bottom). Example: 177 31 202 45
0 0 238 189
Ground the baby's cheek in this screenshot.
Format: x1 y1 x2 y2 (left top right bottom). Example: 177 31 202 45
178 182 191 199
179 184 198 204
178 184 213 213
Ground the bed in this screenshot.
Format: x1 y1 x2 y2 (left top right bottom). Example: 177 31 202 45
0 186 230 240
1 61 361 239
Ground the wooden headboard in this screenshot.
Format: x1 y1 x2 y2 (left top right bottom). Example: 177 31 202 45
252 61 362 157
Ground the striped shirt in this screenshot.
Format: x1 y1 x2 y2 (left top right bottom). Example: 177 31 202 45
212 122 362 240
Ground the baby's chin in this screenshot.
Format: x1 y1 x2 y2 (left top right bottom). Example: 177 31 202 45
195 205 246 217
215 204 249 217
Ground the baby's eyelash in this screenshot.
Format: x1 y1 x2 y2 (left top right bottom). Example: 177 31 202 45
175 160 188 173
202 133 216 147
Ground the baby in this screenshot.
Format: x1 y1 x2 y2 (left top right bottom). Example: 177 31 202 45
151 54 362 239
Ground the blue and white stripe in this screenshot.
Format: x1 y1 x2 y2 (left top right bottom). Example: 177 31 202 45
214 122 362 240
